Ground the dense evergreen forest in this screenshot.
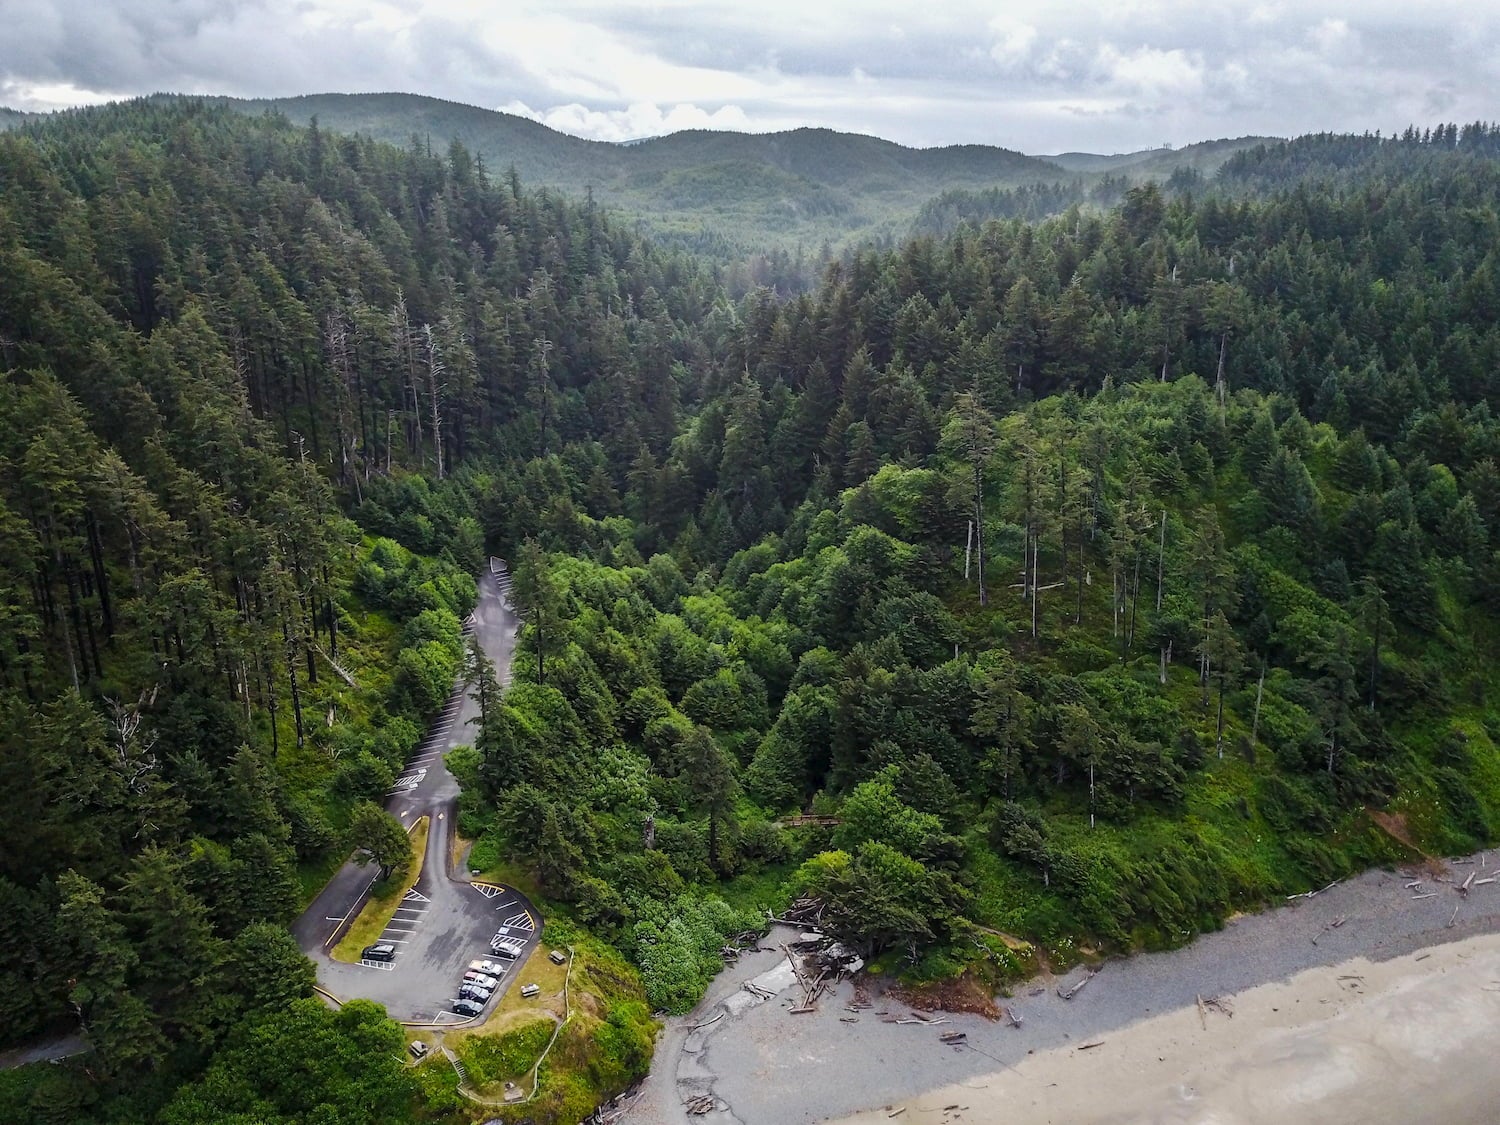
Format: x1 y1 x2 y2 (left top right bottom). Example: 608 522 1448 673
2 98 1500 1122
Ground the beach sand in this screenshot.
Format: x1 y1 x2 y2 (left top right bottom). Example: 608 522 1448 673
620 857 1500 1125
832 932 1500 1125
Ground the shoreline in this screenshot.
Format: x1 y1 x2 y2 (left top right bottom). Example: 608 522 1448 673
832 931 1500 1124
620 853 1500 1125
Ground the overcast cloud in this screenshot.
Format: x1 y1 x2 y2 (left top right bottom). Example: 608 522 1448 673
3 1 1497 152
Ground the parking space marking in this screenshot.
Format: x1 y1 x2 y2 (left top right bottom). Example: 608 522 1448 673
360 959 396 971
404 890 430 903
474 884 507 900
387 767 428 795
501 911 535 931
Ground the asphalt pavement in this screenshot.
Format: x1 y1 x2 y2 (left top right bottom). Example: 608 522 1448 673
292 560 542 1024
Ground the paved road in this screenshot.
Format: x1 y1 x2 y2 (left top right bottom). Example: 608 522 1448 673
292 560 542 1024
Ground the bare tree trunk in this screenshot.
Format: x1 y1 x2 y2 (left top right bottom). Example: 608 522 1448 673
1088 756 1096 829
423 324 446 480
1252 666 1266 742
1215 331 1228 405
1215 663 1227 759
1076 508 1086 625
1031 535 1040 639
282 619 304 749
975 474 987 607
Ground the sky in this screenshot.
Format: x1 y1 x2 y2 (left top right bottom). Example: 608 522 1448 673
2 1 1497 153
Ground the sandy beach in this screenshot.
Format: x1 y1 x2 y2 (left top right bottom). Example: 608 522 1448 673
619 855 1500 1125
833 932 1500 1125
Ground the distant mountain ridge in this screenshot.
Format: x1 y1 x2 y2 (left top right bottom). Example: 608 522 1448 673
1044 136 1277 176
0 92 1274 252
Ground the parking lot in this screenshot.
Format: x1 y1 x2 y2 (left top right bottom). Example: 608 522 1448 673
314 810 542 1023
293 561 540 1025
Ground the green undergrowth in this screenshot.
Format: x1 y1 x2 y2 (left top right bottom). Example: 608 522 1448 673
286 535 474 900
474 925 658 1125
457 1017 553 1092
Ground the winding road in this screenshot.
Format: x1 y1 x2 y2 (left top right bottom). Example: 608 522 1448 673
291 561 542 1024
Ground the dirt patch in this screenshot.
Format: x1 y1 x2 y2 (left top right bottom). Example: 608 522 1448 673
1367 809 1444 874
889 973 1000 1020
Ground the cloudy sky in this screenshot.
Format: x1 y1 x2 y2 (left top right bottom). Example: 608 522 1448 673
3 1 1497 152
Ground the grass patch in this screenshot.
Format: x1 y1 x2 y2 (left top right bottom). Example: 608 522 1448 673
331 816 429 962
488 943 569 1023
468 841 540 893
475 931 659 1125
455 1017 554 1092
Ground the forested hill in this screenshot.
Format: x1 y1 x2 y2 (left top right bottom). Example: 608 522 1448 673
3 97 1500 1124
914 122 1500 236
0 97 717 1122
199 92 1063 256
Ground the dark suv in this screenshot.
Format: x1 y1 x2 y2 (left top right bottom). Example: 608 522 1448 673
452 998 484 1017
361 943 396 962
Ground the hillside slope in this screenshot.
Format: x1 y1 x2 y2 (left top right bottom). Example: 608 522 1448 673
212 92 1064 250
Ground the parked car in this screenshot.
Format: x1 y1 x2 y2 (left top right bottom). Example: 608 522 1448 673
361 944 396 962
467 958 504 976
452 998 483 1017
463 971 499 989
491 940 522 959
459 984 492 1003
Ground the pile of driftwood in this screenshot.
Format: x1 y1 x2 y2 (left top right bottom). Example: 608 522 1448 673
1195 993 1234 1028
768 895 825 928
583 1083 645 1124
720 928 768 961
785 944 839 1013
781 938 868 1014
684 1094 717 1115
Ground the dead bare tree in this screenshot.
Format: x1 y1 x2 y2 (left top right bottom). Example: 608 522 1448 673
422 323 447 480
105 692 159 794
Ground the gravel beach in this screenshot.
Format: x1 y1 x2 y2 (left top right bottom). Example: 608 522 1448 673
619 853 1500 1125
